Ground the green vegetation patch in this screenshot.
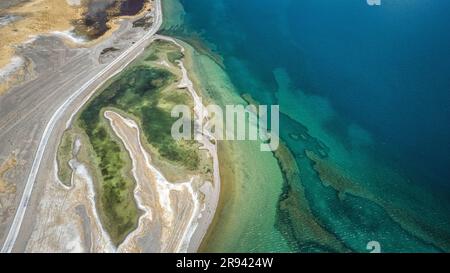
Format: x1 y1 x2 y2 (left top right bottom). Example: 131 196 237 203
80 62 199 170
56 130 75 186
78 111 137 244
167 51 184 65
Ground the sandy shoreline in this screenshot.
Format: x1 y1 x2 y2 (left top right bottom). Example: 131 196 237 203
166 35 221 251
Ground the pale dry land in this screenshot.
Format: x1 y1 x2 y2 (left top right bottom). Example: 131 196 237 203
0 0 152 95
0 0 82 69
0 0 161 252
0 155 18 223
0 0 81 94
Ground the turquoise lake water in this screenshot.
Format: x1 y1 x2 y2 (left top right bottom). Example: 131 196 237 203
161 0 450 252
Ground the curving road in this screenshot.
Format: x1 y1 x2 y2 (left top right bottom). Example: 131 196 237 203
1 0 163 253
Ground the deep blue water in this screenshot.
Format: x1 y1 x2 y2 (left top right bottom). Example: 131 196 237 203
178 0 450 186
164 0 450 251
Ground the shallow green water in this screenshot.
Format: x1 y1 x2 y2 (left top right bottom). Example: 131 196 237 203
180 41 291 252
